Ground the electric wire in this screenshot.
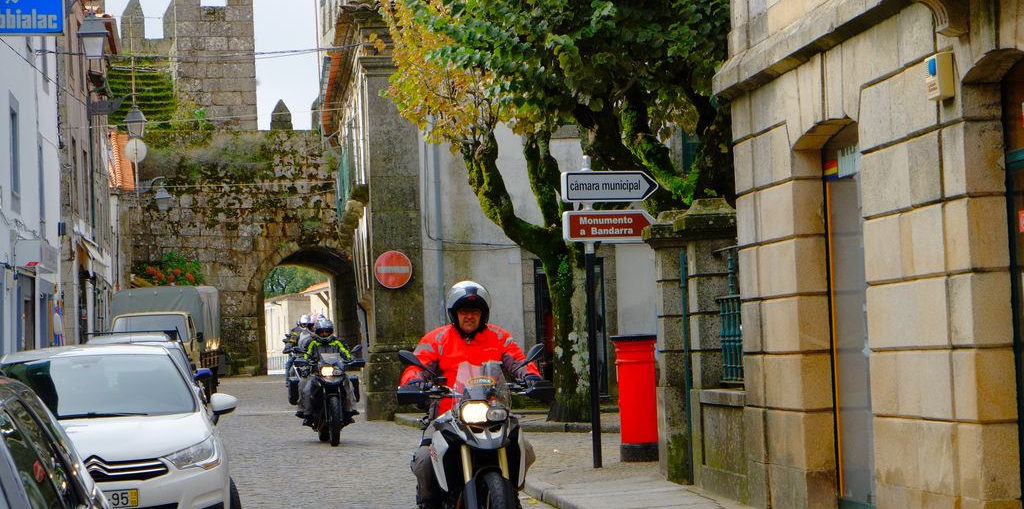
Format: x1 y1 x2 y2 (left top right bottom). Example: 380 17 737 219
0 38 91 111
37 42 368 61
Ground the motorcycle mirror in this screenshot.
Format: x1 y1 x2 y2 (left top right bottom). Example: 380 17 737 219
351 344 363 355
524 343 545 365
398 350 437 377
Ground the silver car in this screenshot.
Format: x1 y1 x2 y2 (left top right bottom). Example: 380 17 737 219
1 345 240 509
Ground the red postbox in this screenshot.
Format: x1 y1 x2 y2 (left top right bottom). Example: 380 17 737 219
611 334 659 462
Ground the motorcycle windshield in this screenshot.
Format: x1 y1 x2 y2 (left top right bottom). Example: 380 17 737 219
452 360 510 407
320 352 342 365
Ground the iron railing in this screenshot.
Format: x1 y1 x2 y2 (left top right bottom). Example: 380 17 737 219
716 246 743 384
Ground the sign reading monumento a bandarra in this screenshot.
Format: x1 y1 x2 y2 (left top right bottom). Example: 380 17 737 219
562 210 655 243
0 0 65 35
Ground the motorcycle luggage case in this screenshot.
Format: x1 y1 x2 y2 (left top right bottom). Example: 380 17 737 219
349 375 360 402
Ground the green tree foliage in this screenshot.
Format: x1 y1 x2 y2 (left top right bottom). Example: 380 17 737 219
381 0 730 421
264 266 328 298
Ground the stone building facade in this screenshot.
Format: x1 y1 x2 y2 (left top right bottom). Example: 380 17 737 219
120 0 257 129
58 4 123 345
712 0 1024 507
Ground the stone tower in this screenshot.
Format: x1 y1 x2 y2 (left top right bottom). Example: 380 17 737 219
164 0 257 129
120 0 257 129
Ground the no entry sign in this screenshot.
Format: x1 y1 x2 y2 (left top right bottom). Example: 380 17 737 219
373 250 412 289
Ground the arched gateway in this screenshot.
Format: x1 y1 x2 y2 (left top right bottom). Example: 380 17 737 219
129 130 363 374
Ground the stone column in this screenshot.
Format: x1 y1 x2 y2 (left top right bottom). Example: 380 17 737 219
358 55 425 420
645 210 690 483
643 198 737 484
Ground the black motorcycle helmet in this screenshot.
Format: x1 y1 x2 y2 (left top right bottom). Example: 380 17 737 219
313 317 334 339
445 281 490 334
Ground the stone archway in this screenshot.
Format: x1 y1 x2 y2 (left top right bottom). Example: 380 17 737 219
249 244 361 373
129 130 363 375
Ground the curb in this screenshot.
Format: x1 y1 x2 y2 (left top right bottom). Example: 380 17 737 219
393 414 620 433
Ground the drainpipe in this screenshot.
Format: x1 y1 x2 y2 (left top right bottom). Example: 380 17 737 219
432 142 444 324
679 251 694 478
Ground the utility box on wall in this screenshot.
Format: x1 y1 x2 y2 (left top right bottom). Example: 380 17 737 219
925 52 955 101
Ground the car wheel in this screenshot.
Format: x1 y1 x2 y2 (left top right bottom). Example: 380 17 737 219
229 478 242 509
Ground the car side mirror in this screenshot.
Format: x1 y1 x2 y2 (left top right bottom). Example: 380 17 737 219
196 332 205 343
209 393 238 417
193 368 213 382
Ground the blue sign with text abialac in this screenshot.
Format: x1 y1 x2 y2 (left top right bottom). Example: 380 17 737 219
0 0 64 35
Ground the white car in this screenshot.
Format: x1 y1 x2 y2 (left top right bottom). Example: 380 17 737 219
1 344 240 509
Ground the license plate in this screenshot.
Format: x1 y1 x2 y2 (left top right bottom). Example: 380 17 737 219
104 489 139 508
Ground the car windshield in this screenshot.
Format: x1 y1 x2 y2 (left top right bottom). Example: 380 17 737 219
111 315 187 338
2 354 196 419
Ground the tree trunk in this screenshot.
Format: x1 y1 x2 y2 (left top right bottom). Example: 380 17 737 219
542 254 590 422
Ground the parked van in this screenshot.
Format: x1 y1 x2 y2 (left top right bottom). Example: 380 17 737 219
110 286 225 395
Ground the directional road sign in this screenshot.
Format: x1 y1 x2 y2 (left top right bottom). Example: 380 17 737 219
562 209 655 243
561 171 659 203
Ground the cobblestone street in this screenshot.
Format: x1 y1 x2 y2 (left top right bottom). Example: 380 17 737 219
216 376 556 509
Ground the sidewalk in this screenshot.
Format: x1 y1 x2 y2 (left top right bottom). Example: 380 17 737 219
394 411 753 509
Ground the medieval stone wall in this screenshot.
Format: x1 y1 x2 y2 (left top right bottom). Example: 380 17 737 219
131 130 360 374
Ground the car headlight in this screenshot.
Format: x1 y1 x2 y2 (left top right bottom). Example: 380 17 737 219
164 435 219 470
460 402 489 424
320 366 341 377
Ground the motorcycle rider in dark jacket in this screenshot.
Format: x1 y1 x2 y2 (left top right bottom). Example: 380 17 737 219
283 315 313 386
296 317 357 427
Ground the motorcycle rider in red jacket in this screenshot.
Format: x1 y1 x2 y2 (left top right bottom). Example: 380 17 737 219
400 281 542 509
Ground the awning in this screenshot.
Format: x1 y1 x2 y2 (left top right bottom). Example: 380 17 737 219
78 240 108 271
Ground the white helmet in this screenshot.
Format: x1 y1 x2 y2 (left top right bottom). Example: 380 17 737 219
445 280 490 331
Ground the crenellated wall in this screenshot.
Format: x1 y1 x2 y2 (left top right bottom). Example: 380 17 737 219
119 0 257 129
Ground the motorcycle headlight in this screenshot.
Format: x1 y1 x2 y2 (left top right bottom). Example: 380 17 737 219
460 402 489 424
164 435 219 470
486 407 508 422
320 366 341 377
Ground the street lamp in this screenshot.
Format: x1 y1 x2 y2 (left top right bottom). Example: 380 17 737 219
78 14 108 60
143 177 173 212
154 184 172 212
124 105 147 139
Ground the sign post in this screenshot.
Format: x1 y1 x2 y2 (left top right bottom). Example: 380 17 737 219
559 157 659 469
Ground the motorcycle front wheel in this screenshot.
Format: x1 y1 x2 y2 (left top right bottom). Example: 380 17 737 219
475 471 517 509
287 379 299 405
327 394 342 446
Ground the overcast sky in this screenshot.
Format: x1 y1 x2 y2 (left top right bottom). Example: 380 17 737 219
103 0 320 130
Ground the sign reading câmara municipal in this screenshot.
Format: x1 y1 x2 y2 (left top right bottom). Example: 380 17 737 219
0 0 64 35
